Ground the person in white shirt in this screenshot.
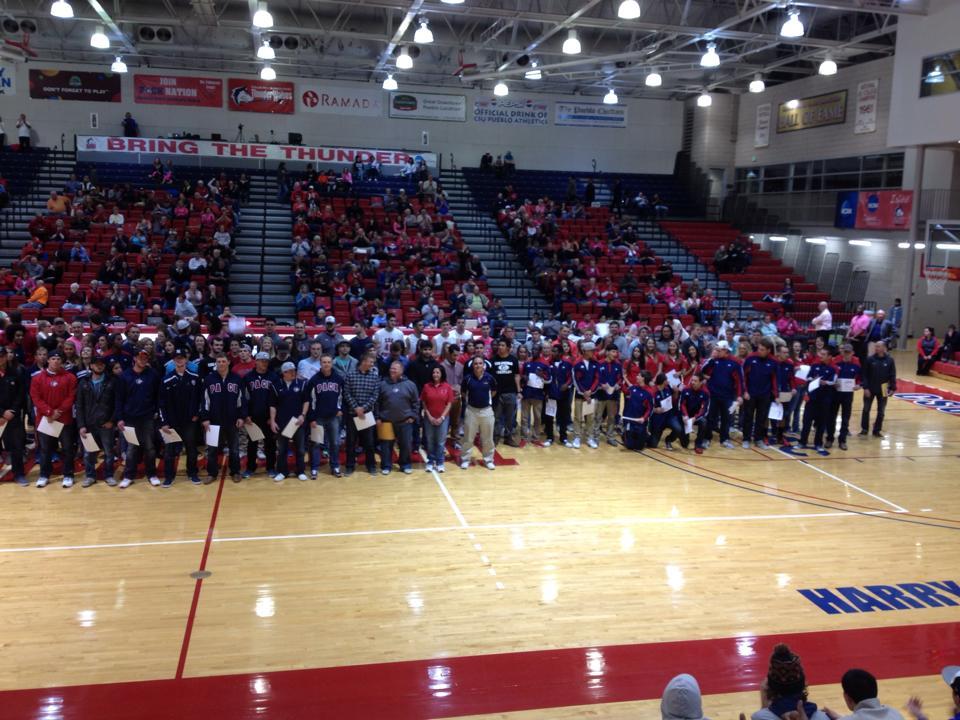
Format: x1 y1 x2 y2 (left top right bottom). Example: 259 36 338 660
373 314 405 359
452 318 473 348
405 319 429 357
108 210 125 226
16 114 31 151
812 301 833 343
213 229 232 249
297 341 323 381
433 319 456 356
187 254 208 272
823 669 904 720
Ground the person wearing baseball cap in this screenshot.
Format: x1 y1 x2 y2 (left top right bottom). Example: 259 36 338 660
905 667 959 720
30 348 79 488
270 360 309 482
76 354 118 488
241 351 279 479
316 316 344 357
702 339 744 450
114 346 162 488
158 348 202 487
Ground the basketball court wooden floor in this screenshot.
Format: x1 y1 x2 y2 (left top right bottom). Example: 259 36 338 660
1 357 958 719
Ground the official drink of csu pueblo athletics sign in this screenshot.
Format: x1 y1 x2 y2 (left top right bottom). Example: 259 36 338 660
76 136 437 168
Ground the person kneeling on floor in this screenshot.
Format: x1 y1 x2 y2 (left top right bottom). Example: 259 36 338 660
621 371 653 450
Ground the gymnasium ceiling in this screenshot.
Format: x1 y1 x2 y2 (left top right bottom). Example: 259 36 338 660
0 0 925 100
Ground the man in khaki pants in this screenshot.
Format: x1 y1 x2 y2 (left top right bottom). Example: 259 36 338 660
572 341 600 449
460 357 497 470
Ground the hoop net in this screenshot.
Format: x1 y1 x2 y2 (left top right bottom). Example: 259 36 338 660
925 266 949 295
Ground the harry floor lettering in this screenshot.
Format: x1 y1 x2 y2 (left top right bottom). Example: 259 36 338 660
799 581 960 614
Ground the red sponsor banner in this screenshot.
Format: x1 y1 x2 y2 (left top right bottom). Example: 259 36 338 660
29 69 121 102
76 136 438 168
855 190 913 230
227 78 294 114
134 74 222 108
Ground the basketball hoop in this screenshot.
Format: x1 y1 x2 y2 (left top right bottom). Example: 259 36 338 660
925 266 949 295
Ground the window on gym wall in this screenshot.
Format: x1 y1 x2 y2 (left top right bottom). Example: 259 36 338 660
735 152 905 196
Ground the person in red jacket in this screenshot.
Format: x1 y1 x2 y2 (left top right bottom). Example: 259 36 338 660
30 350 78 488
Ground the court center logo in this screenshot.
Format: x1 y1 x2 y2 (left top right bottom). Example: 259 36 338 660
894 392 960 416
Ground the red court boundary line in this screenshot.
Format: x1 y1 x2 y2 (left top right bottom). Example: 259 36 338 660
1 621 958 719
174 464 228 679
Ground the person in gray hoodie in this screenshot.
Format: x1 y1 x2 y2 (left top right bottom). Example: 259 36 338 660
822 669 904 720
376 360 420 474
750 644 831 720
662 674 709 720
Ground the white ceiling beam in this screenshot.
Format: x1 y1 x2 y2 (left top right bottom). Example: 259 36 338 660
85 0 137 55
372 0 424 75
496 0 604 73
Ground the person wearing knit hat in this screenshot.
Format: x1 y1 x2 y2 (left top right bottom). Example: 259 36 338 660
750 644 830 720
662 674 709 720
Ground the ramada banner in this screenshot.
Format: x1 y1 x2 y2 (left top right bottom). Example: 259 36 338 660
134 74 222 108
76 136 437 168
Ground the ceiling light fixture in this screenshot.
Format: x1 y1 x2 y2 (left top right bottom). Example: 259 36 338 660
749 74 765 93
90 25 110 49
50 0 73 18
413 19 433 44
524 61 542 80
769 235 788 242
700 42 720 68
440 0 464 4
257 38 275 60
562 29 581 55
645 69 662 87
382 74 398 91
936 243 960 251
925 65 944 84
849 239 872 247
804 237 826 245
780 9 804 38
396 46 413 69
493 80 509 97
110 56 127 73
819 57 837 76
914 243 926 249
260 65 276 81
897 242 911 249
603 88 618 104
786 98 800 109
252 1 273 29
617 0 641 19
697 92 712 107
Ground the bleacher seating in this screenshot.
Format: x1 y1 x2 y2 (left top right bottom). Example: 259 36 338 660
0 148 50 195
661 221 851 325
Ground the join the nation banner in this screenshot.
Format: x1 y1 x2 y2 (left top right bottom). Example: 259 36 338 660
134 75 223 108
227 78 295 114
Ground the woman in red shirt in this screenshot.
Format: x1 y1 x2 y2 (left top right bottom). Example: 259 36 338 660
644 337 662 377
623 345 645 389
660 340 687 378
420 366 454 473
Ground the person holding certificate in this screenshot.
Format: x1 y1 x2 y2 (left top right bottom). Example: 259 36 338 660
242 352 279 479
376 361 420 475
30 350 78 488
115 349 162 489
306 354 344 478
342 352 380 477
271 362 309 482
826 343 861 451
861 341 897 438
158 349 201 487
200 355 246 484
76 355 118 487
741 338 778 450
0 347 28 487
799 347 837 452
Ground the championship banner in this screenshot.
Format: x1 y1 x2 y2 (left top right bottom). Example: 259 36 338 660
554 101 627 128
854 79 879 135
389 92 466 122
29 69 121 102
776 90 847 133
754 103 771 148
855 190 912 230
227 78 294 114
0 64 15 96
473 97 549 126
134 74 222 108
76 135 437 168
299 84 382 117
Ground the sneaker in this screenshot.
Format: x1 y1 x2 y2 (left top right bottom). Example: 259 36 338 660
722 441 735 449
298 473 309 481
311 468 318 478
119 478 133 489
161 478 174 488
82 476 96 488
758 441 770 450
257 449 266 460
273 473 285 483
368 469 378 477
858 429 869 436
572 437 581 449
742 441 751 449
381 468 391 475
148 476 161 487
105 476 118 487
425 462 434 473
343 468 355 477
587 438 598 449
542 439 553 447
15 476 28 487
36 476 49 488
703 441 711 449
241 471 252 479
62 477 74 489
839 441 848 451
460 460 470 470
872 431 883 438
231 474 242 483
437 464 445 473
824 439 834 449
606 438 618 447
402 468 412 475
665 442 674 451
814 445 826 453
562 440 574 448
203 476 216 485
485 461 495 470
331 469 342 478
190 476 202 486
695 447 704 455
